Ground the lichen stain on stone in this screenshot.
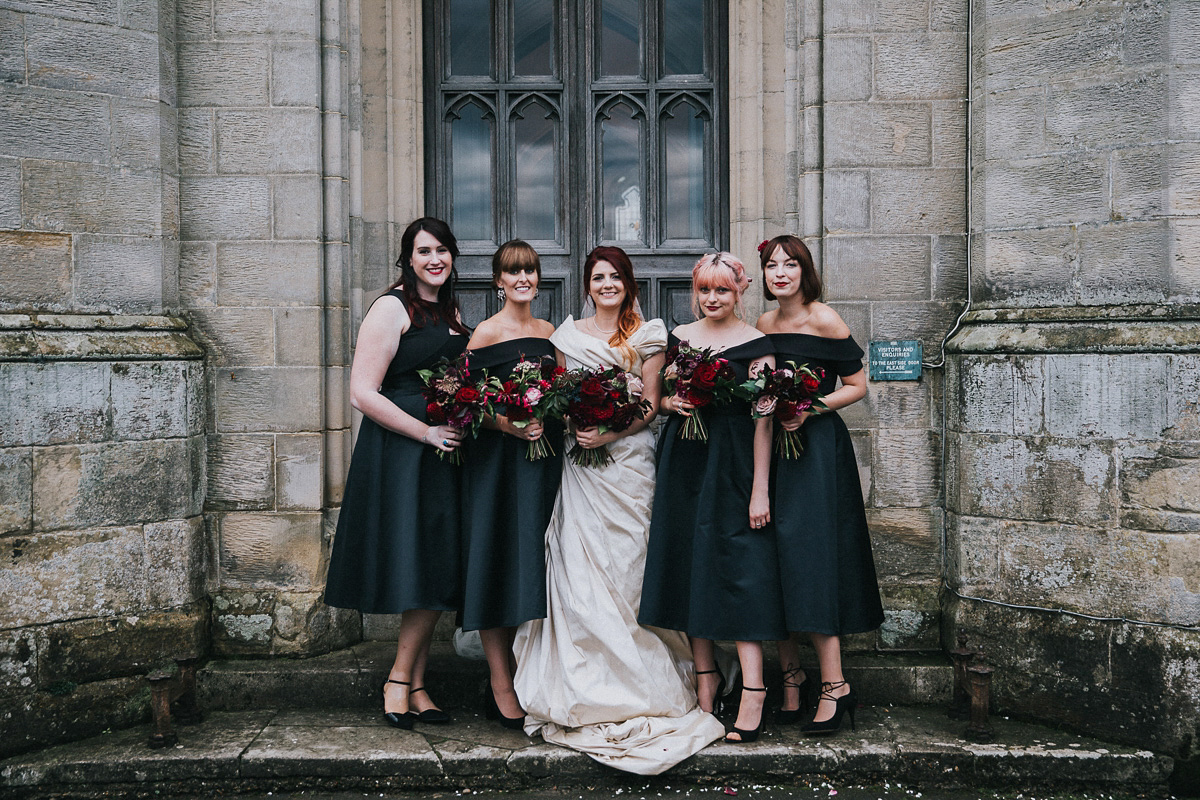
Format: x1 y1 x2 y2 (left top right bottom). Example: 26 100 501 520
879 609 926 648
217 613 272 643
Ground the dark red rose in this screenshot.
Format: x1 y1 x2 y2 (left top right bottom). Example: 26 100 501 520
581 377 606 398
683 387 713 408
776 400 798 419
692 362 719 389
427 403 447 424
801 374 820 393
455 386 481 404
502 380 518 394
592 405 615 421
552 365 567 377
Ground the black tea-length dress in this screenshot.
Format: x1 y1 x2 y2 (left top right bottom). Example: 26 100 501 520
324 290 468 614
459 337 562 631
767 332 884 635
639 334 788 642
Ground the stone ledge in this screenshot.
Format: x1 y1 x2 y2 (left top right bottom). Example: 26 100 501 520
0 706 1173 798
0 314 203 361
949 313 1200 354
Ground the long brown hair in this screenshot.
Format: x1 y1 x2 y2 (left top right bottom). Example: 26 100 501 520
583 246 641 365
388 217 470 335
760 234 821 303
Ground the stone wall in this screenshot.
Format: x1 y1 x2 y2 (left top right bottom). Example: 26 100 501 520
815 0 968 652
947 0 1200 759
175 0 357 656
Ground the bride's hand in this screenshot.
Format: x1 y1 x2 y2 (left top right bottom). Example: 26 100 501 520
573 425 617 450
661 394 693 417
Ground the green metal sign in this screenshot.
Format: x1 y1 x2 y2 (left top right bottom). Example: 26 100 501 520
868 340 922 381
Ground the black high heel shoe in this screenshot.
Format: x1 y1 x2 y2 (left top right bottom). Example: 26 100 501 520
801 681 856 735
695 668 727 715
724 686 766 743
484 685 526 730
775 666 813 725
382 679 417 730
410 686 450 723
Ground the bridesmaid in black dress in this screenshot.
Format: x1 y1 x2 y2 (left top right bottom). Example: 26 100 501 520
755 234 884 735
639 252 787 744
462 240 561 730
324 217 470 729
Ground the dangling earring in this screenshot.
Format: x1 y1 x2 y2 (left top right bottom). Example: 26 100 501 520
533 288 540 299
496 287 506 301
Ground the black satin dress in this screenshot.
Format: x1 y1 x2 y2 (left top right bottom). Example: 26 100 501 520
767 333 884 635
638 334 788 641
459 338 563 631
324 290 468 614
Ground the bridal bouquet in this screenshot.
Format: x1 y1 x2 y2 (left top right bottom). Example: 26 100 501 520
496 357 573 461
746 360 828 459
418 353 502 465
562 365 651 468
661 341 754 441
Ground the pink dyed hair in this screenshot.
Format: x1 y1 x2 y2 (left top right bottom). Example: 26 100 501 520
691 252 750 319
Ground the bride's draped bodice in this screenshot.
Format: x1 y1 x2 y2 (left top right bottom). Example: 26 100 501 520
551 316 668 376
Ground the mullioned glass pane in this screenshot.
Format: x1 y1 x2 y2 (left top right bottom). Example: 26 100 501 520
514 101 558 240
601 102 643 243
514 0 554 76
663 101 707 240
601 0 640 76
451 102 494 240
662 0 704 75
451 0 492 76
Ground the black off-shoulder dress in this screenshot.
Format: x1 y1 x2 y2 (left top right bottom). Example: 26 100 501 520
459 337 563 631
639 334 788 641
768 333 884 636
324 290 468 614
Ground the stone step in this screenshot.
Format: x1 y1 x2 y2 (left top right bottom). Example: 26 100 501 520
0 705 1172 798
197 641 955 713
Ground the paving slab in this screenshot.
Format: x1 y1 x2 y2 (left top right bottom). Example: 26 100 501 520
0 704 1173 799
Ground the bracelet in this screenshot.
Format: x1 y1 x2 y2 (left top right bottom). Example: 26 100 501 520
421 427 432 445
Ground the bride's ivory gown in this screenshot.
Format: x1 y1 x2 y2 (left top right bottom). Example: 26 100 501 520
512 317 725 775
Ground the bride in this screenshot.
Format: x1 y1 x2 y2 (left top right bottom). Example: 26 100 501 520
512 246 725 775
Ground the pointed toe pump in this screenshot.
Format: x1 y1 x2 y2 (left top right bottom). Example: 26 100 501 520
801 681 856 735
382 679 417 730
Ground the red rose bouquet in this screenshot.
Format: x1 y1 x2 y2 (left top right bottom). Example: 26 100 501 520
745 360 828 459
418 353 502 465
496 357 573 461
661 341 754 441
562 365 651 468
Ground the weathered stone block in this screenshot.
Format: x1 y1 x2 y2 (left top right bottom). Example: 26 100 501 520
0 526 146 628
216 109 322 174
177 42 268 107
983 6 1124 93
0 11 25 84
189 307 275 367
1172 219 1200 299
953 355 1046 437
932 233 967 300
980 87 1045 161
0 86 110 163
0 231 72 310
179 241 216 307
824 170 870 232
1076 220 1172 304
73 235 165 313
0 447 32 535
1046 354 1169 440
324 426 349 504
22 160 163 236
109 361 192 440
871 168 965 234
38 606 207 684
1165 355 1200 440
932 100 966 167
872 428 941 507
824 235 931 301
982 155 1109 229
867 507 942 582
875 34 967 100
275 433 322 511
976 227 1076 305
1168 0 1200 64
931 0 967 31
118 0 162 33
825 102 932 167
871 301 963 348
0 629 37 698
178 109 215 175
952 434 1117 526
1122 450 1200 532
110 97 175 173
271 40 321 107
876 584 941 650
213 0 320 38
1045 72 1169 150
176 0 213 40
215 241 322 306
213 367 322 433
274 306 321 366
206 434 274 511
825 0 930 32
145 516 206 607
179 176 270 240
273 174 323 239
849 429 873 503
0 157 20 229
217 511 324 590
26 15 162 99
1168 70 1200 140
824 36 871 102
846 379 932 432
31 439 198 531
324 307 349 366
0 361 111 447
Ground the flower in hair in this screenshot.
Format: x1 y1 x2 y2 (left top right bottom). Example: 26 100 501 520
757 239 770 254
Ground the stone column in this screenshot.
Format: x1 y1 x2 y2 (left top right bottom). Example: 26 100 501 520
947 0 1200 758
0 0 207 755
